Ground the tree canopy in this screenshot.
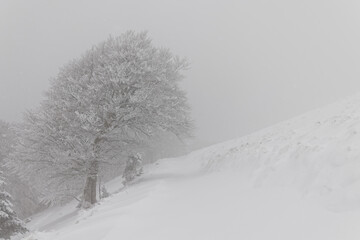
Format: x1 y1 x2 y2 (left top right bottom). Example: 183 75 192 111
9 31 193 207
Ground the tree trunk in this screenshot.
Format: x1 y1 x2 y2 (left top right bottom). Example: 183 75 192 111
81 173 97 208
80 137 101 208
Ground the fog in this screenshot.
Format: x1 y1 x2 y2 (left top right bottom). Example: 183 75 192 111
2 0 360 147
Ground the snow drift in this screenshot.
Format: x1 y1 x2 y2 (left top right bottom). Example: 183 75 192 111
193 93 360 211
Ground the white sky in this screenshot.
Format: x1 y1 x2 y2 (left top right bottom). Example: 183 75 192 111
2 0 360 146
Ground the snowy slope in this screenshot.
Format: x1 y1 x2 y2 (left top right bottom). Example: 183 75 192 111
194 93 360 211
21 93 360 240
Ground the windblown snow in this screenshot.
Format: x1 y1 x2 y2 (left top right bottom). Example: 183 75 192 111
21 94 360 240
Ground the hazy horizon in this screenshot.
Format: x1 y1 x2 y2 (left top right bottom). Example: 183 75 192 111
2 0 360 146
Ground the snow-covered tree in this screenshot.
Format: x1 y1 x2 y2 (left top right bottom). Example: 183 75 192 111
10 31 193 208
0 173 27 239
0 120 42 219
0 121 16 162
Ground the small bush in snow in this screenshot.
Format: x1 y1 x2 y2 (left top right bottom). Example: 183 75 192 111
122 153 143 185
100 185 110 199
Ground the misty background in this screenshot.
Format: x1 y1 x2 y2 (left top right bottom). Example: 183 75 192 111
2 0 360 148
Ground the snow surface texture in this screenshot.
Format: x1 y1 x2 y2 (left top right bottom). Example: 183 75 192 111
199 93 360 211
20 94 360 240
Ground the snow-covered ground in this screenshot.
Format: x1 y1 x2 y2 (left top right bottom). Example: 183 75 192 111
21 94 360 240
